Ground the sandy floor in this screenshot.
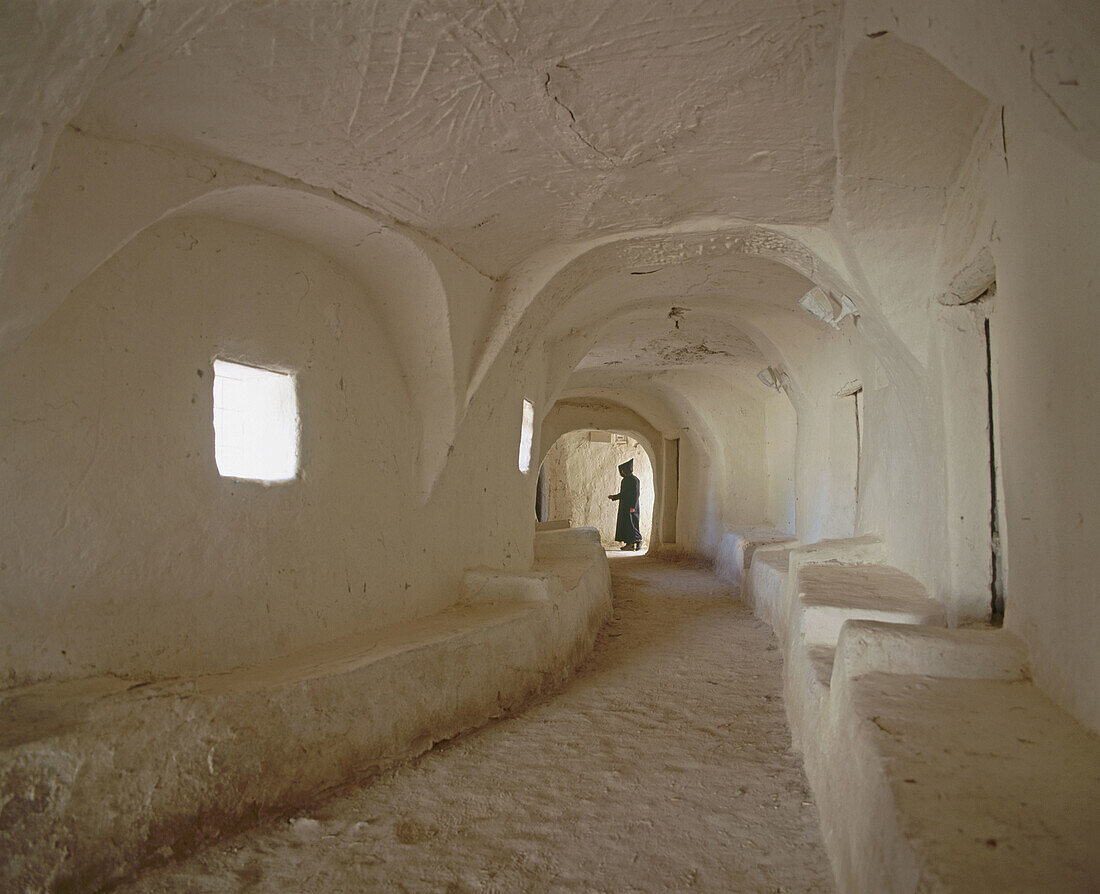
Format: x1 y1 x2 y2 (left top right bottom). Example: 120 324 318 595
119 557 834 893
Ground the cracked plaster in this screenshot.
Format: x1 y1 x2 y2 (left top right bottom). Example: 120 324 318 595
72 0 840 276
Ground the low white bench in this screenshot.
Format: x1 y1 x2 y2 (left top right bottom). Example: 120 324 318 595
715 526 796 588
733 535 1100 892
784 561 945 749
821 621 1100 892
0 528 612 892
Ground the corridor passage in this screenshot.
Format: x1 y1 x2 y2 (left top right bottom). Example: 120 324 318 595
121 559 834 893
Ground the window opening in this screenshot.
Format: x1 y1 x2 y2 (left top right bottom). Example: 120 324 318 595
535 463 549 521
212 359 299 483
662 437 680 544
518 398 535 474
853 387 864 496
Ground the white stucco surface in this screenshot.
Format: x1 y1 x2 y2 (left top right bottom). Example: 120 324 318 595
0 529 611 891
2 216 430 681
740 542 1100 894
1 0 1098 886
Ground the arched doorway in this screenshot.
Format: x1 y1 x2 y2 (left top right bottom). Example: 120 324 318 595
540 430 655 553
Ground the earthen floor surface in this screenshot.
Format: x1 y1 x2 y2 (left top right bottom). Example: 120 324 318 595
119 558 833 893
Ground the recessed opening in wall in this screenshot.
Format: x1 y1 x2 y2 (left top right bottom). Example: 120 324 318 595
985 317 1005 624
212 359 299 483
540 430 655 554
854 386 864 493
838 381 864 499
518 398 535 474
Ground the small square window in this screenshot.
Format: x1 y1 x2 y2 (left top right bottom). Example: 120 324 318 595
212 359 299 483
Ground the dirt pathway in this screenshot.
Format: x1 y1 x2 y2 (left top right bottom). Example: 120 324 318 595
119 557 834 893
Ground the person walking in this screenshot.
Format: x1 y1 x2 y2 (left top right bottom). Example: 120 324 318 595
608 458 642 550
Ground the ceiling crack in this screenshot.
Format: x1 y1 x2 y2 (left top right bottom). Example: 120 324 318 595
543 72 614 164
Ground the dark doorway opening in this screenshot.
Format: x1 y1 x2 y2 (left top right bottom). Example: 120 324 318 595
985 317 1004 625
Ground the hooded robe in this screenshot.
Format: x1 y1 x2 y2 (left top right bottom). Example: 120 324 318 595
610 458 641 543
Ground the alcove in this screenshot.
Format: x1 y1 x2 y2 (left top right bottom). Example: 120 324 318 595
539 430 656 552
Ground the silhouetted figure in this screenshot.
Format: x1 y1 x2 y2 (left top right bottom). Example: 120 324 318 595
608 458 642 550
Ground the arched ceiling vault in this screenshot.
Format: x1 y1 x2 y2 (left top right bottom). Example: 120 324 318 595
552 388 684 442
538 397 665 471
534 248 849 413
72 0 841 278
576 309 766 380
2 1 1013 444
473 222 864 405
557 374 736 475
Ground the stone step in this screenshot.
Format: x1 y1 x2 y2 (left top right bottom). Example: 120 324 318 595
793 562 946 648
715 526 796 587
824 652 1100 892
743 545 797 634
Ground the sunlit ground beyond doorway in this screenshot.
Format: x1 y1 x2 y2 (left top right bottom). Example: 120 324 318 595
607 547 650 558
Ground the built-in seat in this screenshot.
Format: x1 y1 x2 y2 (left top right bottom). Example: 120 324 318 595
534 518 571 532
818 620 1100 893
728 531 1100 892
715 526 796 588
0 528 612 893
743 545 796 632
754 548 794 572
785 559 946 752
793 562 946 647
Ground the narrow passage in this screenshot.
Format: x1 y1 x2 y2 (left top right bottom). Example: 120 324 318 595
122 558 833 893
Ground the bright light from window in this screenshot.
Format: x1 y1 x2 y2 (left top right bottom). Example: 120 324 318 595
213 359 299 483
518 398 535 474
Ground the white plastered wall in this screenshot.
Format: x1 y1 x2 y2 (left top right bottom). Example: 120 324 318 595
992 119 1100 730
818 5 1100 728
1 216 409 679
657 372 771 557
0 210 543 684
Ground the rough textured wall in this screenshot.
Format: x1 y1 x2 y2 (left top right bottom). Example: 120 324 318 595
0 0 144 354
542 432 654 549
0 217 408 680
995 118 1100 731
0 213 527 684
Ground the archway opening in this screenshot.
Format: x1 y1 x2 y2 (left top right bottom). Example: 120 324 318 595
539 430 655 554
